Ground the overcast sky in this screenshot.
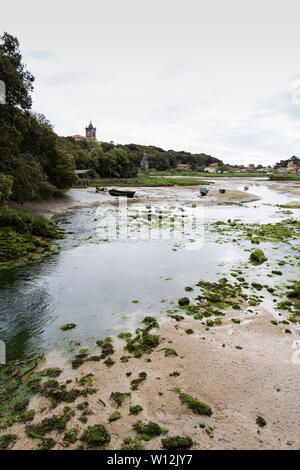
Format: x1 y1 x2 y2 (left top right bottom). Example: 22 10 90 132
2 0 300 165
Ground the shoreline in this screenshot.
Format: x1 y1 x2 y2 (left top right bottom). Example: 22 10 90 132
8 181 261 220
6 304 300 450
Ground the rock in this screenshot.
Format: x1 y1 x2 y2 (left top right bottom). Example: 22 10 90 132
249 249 268 265
178 297 190 307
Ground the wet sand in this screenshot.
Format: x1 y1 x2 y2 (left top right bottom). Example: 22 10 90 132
11 304 300 450
9 181 260 219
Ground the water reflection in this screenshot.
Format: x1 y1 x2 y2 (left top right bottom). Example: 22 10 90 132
0 180 299 360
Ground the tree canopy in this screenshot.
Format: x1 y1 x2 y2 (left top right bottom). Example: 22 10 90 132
0 32 77 204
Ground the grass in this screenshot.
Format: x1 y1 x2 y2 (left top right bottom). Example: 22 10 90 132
150 170 268 178
270 173 300 181
86 174 214 187
0 209 63 262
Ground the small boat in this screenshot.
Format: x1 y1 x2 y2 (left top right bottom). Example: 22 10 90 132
219 188 226 194
109 189 136 198
200 187 209 196
95 186 107 193
244 186 249 191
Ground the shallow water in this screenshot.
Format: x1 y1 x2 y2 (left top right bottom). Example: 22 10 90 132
0 180 299 361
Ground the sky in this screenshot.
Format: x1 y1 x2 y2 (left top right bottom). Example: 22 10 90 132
2 0 300 165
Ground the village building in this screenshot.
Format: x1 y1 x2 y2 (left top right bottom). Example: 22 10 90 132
70 134 87 141
286 160 300 174
176 164 190 170
204 163 219 173
70 121 97 141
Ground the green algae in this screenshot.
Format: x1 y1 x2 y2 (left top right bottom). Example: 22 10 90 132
250 249 268 265
80 424 110 448
78 374 93 387
125 333 160 358
0 433 17 450
108 411 121 422
110 392 131 408
162 435 193 450
164 348 178 357
40 380 82 407
178 297 190 307
60 323 77 331
0 209 63 264
0 354 43 426
185 329 194 334
26 406 74 437
40 368 62 378
118 332 132 341
142 316 159 328
209 219 300 244
63 428 78 447
177 390 212 416
36 437 56 450
121 436 144 450
130 372 147 391
132 421 168 441
104 357 115 367
256 415 266 427
129 405 143 415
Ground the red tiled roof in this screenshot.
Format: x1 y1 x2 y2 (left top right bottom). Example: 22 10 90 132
70 134 87 139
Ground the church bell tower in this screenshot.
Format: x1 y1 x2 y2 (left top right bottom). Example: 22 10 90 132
86 121 96 139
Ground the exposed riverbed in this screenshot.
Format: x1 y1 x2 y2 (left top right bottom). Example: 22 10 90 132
0 178 299 450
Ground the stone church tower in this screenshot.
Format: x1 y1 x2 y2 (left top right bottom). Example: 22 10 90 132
86 121 96 139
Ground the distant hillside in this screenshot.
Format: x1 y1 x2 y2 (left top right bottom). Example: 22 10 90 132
57 136 223 176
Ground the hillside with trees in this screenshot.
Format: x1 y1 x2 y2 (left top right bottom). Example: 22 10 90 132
57 136 222 177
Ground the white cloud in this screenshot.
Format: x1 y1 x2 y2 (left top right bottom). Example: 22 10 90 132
2 0 300 165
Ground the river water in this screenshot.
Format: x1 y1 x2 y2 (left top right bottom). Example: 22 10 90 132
0 179 299 361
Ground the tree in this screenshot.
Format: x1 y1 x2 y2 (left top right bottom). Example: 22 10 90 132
0 172 13 207
7 154 54 203
47 152 77 189
0 32 34 111
0 32 76 201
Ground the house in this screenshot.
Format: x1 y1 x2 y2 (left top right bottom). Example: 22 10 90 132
287 166 300 174
176 164 190 170
70 121 97 141
70 134 87 141
204 163 218 173
204 166 216 173
277 167 287 173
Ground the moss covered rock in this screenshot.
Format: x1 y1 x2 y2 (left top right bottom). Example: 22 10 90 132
80 424 110 448
162 435 193 450
250 249 267 265
178 390 212 416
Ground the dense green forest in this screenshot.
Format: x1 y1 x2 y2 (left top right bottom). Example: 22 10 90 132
57 137 222 177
